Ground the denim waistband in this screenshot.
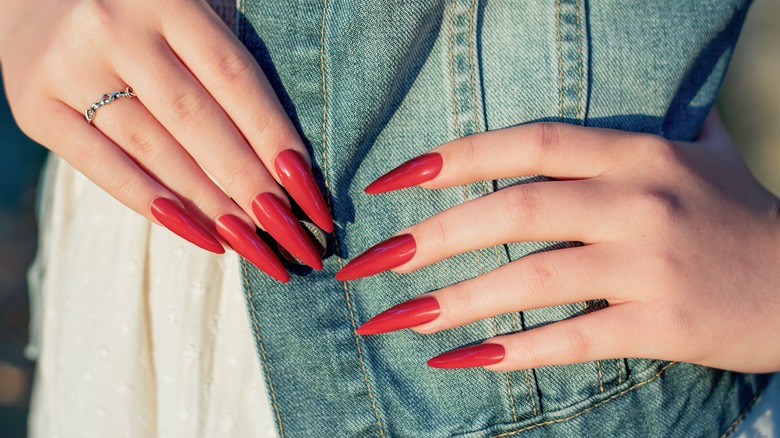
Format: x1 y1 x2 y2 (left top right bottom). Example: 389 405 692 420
237 1 766 435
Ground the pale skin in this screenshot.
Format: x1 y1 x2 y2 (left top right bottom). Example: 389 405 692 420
393 114 780 373
2 1 779 373
0 0 309 239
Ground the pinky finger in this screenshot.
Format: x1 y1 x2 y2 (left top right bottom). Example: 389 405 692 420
428 304 647 370
41 102 224 254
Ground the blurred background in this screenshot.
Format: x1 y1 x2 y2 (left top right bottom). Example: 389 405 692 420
0 1 778 436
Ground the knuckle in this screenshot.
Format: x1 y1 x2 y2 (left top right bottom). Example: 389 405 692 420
168 91 208 122
70 0 115 34
644 135 680 167
503 185 541 228
218 160 256 194
529 122 560 166
425 217 457 251
446 283 482 317
564 324 595 363
183 187 218 215
459 135 480 167
111 176 140 202
123 129 159 162
635 189 684 224
209 51 254 86
244 115 289 151
521 253 560 295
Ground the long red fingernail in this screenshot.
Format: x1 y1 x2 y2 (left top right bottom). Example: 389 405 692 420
252 193 323 270
216 215 289 283
275 150 334 233
427 344 505 369
364 153 443 194
335 234 416 281
150 197 224 254
357 296 440 335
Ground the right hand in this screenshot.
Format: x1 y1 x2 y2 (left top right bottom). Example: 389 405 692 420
0 0 333 282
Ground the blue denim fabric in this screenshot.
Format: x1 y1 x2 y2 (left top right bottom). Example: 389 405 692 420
237 1 768 436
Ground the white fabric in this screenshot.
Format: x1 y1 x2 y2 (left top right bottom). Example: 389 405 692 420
27 155 276 437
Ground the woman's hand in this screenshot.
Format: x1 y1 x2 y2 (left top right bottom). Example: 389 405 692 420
0 0 333 282
338 111 780 373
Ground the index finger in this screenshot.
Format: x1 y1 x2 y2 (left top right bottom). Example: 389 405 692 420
365 123 649 194
160 2 333 232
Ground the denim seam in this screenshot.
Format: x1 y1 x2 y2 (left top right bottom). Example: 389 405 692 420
509 313 539 417
237 5 285 435
555 0 564 121
574 0 584 120
448 2 462 139
489 362 678 437
240 258 285 437
580 303 605 393
466 0 527 422
318 1 386 436
572 0 610 391
559 0 609 393
450 0 522 423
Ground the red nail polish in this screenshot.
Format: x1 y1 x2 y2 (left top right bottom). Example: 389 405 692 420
274 150 334 233
216 215 289 283
427 344 505 369
364 153 443 194
150 197 224 254
252 193 323 270
335 234 416 281
357 296 440 335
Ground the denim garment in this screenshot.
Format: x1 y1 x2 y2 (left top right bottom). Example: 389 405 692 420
237 1 767 436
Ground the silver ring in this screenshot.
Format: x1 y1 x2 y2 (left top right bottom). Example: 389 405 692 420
85 87 136 125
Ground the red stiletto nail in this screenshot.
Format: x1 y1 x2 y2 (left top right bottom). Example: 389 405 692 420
335 234 416 281
357 296 440 335
364 153 443 194
275 150 334 233
427 344 505 369
150 197 224 254
216 215 289 283
252 193 323 270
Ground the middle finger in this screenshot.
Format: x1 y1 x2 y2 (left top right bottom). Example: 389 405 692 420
117 37 322 269
357 243 629 335
336 179 618 281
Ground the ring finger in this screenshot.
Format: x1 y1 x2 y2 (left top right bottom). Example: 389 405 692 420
116 38 321 269
336 179 619 281
356 243 630 335
63 82 289 282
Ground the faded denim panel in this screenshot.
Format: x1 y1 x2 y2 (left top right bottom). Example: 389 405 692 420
238 0 766 436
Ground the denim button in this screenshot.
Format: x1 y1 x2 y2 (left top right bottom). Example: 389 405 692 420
277 220 327 265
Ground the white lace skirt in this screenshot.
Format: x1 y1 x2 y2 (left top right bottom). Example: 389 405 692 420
26 155 275 437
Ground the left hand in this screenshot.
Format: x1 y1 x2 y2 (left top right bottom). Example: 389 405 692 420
336 111 780 373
